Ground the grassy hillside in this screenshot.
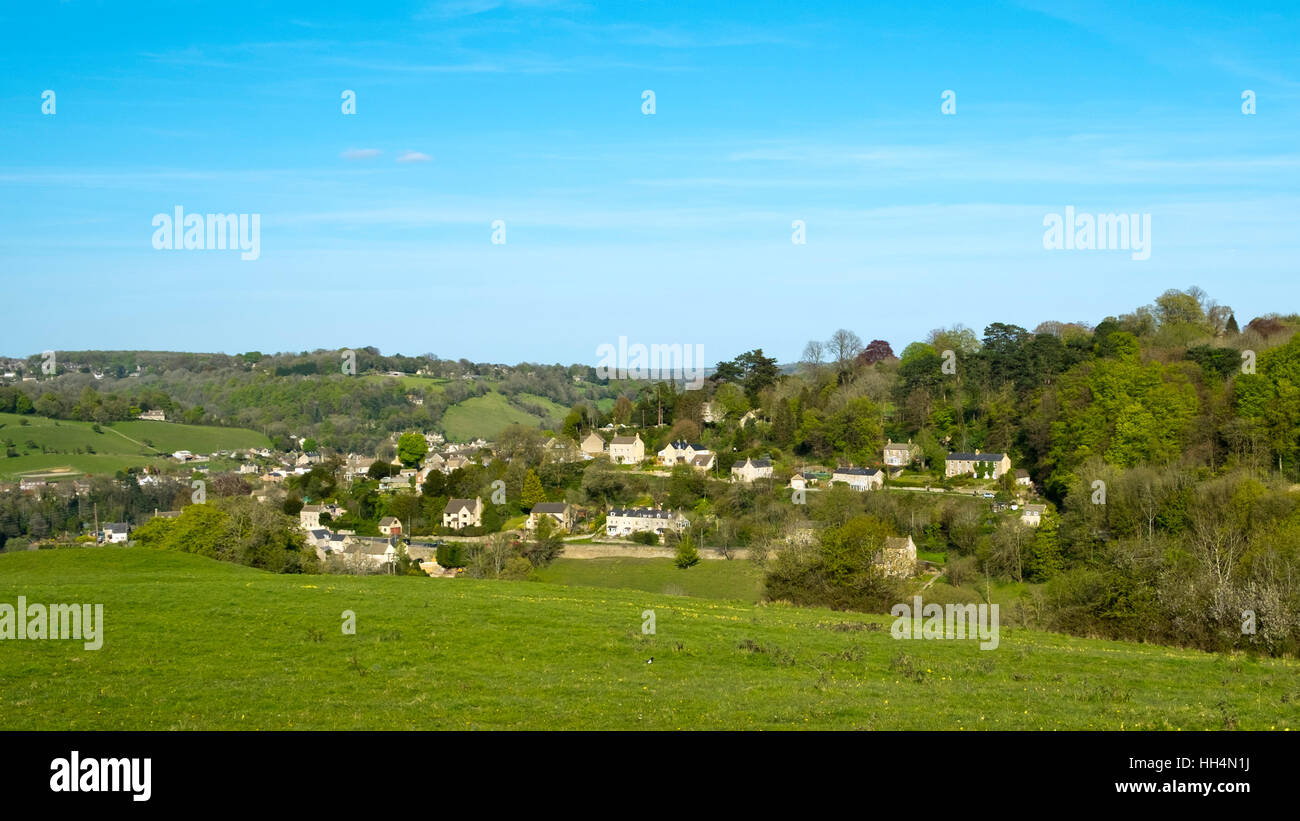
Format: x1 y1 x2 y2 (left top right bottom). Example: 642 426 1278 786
109 419 269 453
364 373 451 393
0 413 269 479
440 393 561 442
534 557 766 603
1 548 1295 730
514 392 570 419
535 558 1038 611
359 377 566 441
0 452 159 480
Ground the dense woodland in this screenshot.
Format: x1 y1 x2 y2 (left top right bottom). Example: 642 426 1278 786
4 287 1300 655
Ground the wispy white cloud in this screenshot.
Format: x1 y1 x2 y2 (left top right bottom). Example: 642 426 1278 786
557 20 811 49
325 57 506 73
397 152 433 163
1209 54 1300 91
416 0 588 21
138 47 239 69
1016 0 1300 88
324 52 680 74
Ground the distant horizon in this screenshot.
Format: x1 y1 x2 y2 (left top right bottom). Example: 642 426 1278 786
0 284 1272 367
0 281 1268 368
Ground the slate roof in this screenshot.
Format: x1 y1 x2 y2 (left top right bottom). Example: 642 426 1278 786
608 507 678 519
834 467 879 476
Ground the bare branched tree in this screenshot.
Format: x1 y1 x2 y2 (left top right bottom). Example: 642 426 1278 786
827 329 863 374
801 340 825 366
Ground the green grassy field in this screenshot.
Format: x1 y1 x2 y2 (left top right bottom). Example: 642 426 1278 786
535 557 766 603
0 413 269 479
514 392 569 419
0 413 165 478
359 377 567 441
0 452 160 479
364 373 451 392
440 393 558 442
1 548 1296 730
109 420 269 453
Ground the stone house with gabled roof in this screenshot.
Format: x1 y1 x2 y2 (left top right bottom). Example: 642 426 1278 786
300 504 326 530
689 452 716 471
443 497 483 530
731 457 773 483
441 453 471 473
883 439 921 468
605 505 685 537
580 431 606 458
875 535 917 577
527 502 574 532
609 433 645 464
1021 504 1047 527
658 440 709 466
543 436 579 462
831 466 884 491
343 536 397 569
788 471 815 490
299 503 346 531
101 522 129 544
344 454 376 480
945 449 1012 479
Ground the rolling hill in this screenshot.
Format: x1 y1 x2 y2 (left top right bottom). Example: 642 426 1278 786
439 392 565 442
0 413 270 480
1 547 1294 730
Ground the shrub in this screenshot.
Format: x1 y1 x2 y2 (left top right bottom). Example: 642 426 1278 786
945 555 979 587
675 535 700 569
436 542 467 568
501 556 534 580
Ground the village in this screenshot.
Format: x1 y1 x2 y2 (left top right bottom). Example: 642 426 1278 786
7 400 1049 583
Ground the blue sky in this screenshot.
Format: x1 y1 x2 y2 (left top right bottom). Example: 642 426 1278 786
2 0 1298 364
